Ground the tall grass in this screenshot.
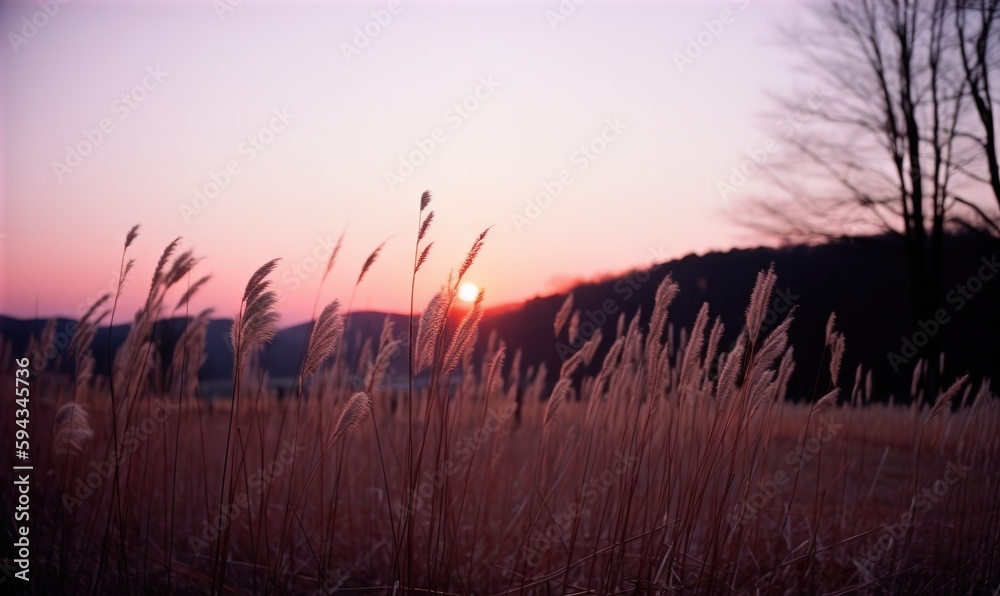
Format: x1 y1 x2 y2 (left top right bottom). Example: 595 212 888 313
4 201 1000 594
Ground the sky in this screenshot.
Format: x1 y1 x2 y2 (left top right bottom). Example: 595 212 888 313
1 0 811 325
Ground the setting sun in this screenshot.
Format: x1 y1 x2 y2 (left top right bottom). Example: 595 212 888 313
458 281 479 302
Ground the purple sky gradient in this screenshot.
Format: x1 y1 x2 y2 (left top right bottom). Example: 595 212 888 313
1 0 809 325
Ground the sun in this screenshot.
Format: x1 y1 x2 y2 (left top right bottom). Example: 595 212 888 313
458 281 479 303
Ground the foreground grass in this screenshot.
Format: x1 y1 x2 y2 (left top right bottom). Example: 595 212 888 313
3 210 999 594
6 367 1000 594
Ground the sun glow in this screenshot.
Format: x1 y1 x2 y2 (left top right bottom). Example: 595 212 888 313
458 281 479 303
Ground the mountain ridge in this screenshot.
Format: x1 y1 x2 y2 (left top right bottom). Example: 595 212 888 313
3 234 997 401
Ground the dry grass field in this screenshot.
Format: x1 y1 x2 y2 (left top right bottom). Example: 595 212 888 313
4 212 1000 594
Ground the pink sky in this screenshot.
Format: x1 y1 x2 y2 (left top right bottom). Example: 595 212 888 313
1 0 807 325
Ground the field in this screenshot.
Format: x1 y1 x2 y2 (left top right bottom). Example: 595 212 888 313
3 219 1000 595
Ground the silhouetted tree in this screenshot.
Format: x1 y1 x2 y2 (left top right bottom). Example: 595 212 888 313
739 0 1000 397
